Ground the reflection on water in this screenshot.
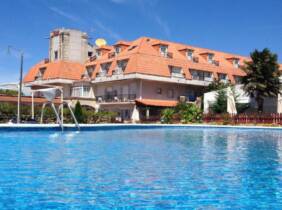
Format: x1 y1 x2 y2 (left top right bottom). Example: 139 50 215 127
0 128 281 209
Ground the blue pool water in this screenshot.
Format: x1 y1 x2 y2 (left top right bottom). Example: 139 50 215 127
0 127 282 209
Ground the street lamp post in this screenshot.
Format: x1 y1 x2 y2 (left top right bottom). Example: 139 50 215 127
8 46 24 124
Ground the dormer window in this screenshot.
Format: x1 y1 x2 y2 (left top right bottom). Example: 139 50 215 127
227 57 240 68
233 59 240 68
84 66 95 79
115 46 121 55
160 45 168 57
96 50 101 58
170 66 183 78
98 63 111 77
114 60 128 75
35 67 46 80
207 53 214 63
187 50 194 61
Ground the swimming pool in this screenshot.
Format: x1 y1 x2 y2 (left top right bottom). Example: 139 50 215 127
0 126 281 209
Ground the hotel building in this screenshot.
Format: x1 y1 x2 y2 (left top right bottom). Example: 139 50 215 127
24 28 270 121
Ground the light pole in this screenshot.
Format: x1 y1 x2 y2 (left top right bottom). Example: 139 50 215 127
7 46 24 124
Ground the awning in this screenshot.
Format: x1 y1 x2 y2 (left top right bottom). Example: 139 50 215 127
135 99 178 107
0 95 61 104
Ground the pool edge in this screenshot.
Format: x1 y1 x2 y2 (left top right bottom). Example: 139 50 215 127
0 123 282 131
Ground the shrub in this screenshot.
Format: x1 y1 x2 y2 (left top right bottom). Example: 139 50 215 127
161 108 175 124
180 103 202 123
0 89 18 96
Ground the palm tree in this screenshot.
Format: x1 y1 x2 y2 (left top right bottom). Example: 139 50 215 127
241 48 281 112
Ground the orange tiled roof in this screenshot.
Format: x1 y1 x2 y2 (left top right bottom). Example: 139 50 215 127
135 99 178 107
24 60 84 83
86 37 253 83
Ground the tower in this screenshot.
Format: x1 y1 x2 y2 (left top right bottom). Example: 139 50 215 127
49 28 94 63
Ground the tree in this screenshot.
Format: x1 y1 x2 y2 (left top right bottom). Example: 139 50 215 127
241 48 281 112
206 78 231 92
211 89 227 114
74 101 85 123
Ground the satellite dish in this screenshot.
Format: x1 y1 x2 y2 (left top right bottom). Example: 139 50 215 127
95 38 107 47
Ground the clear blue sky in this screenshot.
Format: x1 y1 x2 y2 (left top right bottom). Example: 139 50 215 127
0 0 282 83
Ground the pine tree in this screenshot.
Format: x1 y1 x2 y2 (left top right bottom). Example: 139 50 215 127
242 48 281 112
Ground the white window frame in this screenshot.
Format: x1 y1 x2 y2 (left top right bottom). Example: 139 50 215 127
160 45 168 57
187 50 193 60
233 59 240 68
71 86 91 98
207 53 214 63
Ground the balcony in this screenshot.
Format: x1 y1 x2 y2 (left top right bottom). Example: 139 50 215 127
96 94 136 103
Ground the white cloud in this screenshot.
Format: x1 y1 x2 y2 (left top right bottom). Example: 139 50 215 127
49 6 81 23
154 15 171 37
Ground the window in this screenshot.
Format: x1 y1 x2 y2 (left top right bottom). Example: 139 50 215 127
218 73 227 81
35 67 46 80
88 52 93 57
187 50 193 60
170 66 183 78
160 45 168 57
96 50 101 58
115 60 128 74
115 46 121 55
71 86 91 98
167 89 174 98
54 51 58 60
233 59 240 68
99 62 111 77
207 53 214 63
190 69 212 81
85 66 95 78
234 76 242 84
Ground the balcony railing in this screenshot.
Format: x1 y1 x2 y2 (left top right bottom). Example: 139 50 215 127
96 94 136 103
